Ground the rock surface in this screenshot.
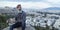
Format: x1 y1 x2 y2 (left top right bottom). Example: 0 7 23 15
3 25 35 30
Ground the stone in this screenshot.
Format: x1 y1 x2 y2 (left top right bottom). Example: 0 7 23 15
3 26 35 30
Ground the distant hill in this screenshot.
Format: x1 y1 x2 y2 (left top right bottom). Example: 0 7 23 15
43 7 60 10
40 7 60 13
0 7 18 15
0 7 60 15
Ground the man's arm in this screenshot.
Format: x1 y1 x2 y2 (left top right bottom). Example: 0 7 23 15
22 12 26 22
15 14 18 21
22 12 26 28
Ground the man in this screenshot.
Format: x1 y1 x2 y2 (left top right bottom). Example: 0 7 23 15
10 4 26 30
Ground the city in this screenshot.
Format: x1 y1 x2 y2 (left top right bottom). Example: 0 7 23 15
0 7 60 30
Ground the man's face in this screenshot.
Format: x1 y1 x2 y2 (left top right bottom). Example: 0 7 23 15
17 6 21 11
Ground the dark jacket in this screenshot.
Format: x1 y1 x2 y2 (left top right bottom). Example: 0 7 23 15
15 11 26 27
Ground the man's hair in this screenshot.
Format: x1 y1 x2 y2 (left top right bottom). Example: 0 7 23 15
17 4 21 8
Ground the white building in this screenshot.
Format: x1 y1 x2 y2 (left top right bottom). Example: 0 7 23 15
53 19 60 30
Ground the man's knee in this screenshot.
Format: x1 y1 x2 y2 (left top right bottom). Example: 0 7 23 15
10 24 16 28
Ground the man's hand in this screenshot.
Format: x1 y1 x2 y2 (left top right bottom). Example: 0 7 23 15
6 18 16 25
10 18 16 23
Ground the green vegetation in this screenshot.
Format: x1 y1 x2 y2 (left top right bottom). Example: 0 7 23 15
0 15 14 30
34 26 50 30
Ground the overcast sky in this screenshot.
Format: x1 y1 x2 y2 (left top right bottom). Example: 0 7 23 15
0 0 60 9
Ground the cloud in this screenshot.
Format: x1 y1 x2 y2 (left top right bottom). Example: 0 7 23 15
44 0 60 7
0 1 19 7
0 0 60 7
19 0 42 2
21 2 51 9
0 0 43 2
0 1 51 9
46 0 60 3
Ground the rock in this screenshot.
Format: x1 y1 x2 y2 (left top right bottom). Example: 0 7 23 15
3 25 35 30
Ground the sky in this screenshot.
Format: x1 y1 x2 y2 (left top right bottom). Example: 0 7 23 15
0 0 60 9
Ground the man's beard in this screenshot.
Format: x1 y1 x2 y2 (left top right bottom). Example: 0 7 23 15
18 10 22 13
19 9 21 11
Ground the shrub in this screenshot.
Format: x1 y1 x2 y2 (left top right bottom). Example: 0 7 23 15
0 15 14 30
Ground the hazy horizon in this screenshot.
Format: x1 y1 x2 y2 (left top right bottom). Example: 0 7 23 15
0 0 60 9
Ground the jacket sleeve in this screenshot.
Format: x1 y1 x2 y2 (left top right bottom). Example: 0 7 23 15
22 12 26 27
15 14 18 21
22 12 26 22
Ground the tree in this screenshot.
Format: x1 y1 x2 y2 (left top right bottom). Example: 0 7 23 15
0 15 14 30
